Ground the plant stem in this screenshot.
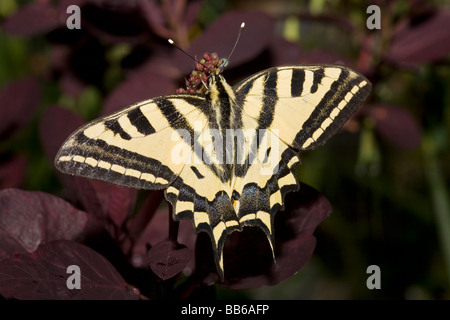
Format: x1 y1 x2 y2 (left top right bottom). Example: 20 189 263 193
168 205 179 242
423 135 450 289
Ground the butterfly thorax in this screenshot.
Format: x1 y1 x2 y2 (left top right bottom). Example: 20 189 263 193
208 74 237 131
203 74 238 187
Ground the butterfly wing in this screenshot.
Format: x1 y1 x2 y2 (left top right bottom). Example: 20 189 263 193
234 65 372 150
55 94 210 190
231 65 371 252
55 93 239 278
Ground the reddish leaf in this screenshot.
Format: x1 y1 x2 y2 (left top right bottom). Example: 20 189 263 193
49 43 86 97
139 0 171 38
139 0 202 39
56 0 89 11
126 191 165 243
81 179 137 232
102 68 175 115
174 11 275 73
137 208 195 246
2 2 62 36
39 105 85 162
59 72 88 97
0 78 40 138
269 36 303 66
79 0 150 44
387 10 450 66
0 240 140 299
183 0 204 29
369 104 422 149
39 107 98 214
147 240 193 280
62 165 136 227
268 36 351 67
0 155 26 189
102 185 137 228
298 49 352 66
66 177 136 223
0 189 93 261
131 207 196 271
50 44 70 71
39 107 100 211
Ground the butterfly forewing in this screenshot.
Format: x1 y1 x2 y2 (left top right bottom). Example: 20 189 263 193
233 65 371 151
55 95 207 189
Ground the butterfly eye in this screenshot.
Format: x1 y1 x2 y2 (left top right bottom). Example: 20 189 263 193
220 58 229 69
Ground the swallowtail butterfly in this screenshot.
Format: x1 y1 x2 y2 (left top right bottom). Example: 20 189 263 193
55 24 371 280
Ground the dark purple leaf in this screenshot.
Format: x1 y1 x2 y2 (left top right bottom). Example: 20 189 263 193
102 67 175 115
387 10 450 66
0 240 140 299
184 0 204 29
0 155 26 189
103 185 137 228
139 0 202 42
39 106 105 217
174 11 275 73
139 0 171 39
369 104 422 149
80 1 150 44
49 45 86 97
195 183 332 289
130 207 196 271
50 44 70 71
39 105 85 162
2 2 62 36
268 36 303 66
0 189 94 261
60 164 136 228
298 49 352 66
0 78 40 139
77 180 137 240
126 191 165 246
147 240 192 280
62 176 135 227
59 72 88 97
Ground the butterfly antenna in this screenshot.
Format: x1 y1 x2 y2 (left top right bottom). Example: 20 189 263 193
168 39 201 64
226 22 245 62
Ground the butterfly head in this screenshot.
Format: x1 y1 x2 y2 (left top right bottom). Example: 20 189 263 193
173 22 244 95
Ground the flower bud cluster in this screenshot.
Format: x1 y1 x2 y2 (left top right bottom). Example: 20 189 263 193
176 52 223 94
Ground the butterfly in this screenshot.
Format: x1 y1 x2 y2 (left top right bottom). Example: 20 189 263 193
55 31 371 280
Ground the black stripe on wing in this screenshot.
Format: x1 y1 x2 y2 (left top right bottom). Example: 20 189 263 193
127 107 156 135
56 132 177 189
154 98 230 182
290 69 305 97
293 69 371 150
